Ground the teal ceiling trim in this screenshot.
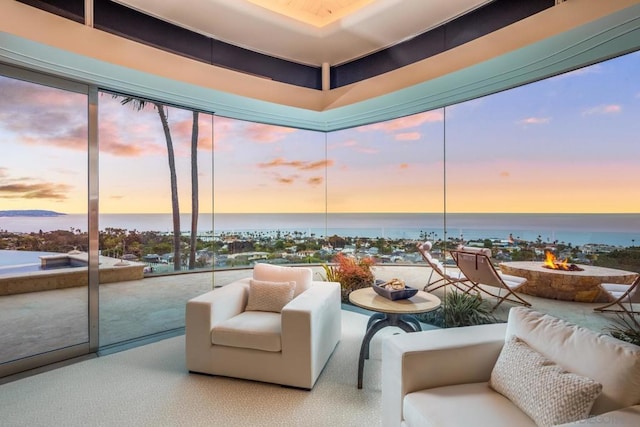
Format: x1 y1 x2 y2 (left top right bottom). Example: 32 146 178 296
319 7 640 130
1 3 639 132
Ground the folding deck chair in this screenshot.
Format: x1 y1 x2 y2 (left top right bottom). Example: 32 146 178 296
594 275 640 321
451 249 531 311
417 242 469 293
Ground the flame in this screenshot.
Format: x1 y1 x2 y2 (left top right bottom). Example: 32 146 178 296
544 251 570 270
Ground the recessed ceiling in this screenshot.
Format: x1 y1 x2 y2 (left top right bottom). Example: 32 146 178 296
246 0 375 27
112 0 494 65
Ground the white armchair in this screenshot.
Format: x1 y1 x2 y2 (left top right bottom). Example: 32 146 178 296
186 263 341 389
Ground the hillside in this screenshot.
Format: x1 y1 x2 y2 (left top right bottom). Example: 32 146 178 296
0 210 66 217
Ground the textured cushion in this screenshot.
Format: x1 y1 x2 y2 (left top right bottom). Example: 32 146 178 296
505 307 640 415
211 311 282 352
489 337 602 427
245 279 295 313
253 263 312 297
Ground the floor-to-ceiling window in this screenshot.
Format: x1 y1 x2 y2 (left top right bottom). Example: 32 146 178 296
444 50 640 324
325 110 446 262
97 92 214 347
1 46 638 379
212 116 327 268
0 70 89 375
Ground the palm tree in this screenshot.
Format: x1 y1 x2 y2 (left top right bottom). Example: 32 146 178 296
188 111 199 269
120 97 181 271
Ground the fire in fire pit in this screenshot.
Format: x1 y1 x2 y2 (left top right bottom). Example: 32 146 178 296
543 251 584 271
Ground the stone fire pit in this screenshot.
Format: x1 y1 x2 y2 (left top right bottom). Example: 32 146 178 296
499 261 638 303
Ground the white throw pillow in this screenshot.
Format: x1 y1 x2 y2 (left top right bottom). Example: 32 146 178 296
489 337 602 427
245 279 296 313
252 263 312 297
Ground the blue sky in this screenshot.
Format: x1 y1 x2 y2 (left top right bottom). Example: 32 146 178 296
1 51 638 214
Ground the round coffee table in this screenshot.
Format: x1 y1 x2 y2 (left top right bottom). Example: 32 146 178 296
349 287 441 389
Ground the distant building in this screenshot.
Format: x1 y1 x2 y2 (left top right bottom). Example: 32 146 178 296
227 240 254 254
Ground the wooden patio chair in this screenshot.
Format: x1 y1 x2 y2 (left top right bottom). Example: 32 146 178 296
416 242 469 293
450 249 531 311
594 275 640 319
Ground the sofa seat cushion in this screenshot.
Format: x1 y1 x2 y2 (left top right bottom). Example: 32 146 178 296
403 382 536 427
211 311 282 352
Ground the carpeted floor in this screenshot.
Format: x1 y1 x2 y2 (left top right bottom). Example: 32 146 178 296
0 310 396 427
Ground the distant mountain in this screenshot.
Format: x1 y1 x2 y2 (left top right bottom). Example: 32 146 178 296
0 210 66 217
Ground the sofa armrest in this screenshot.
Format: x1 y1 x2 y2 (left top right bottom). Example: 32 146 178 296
280 281 341 386
555 405 640 426
381 322 507 427
185 279 249 371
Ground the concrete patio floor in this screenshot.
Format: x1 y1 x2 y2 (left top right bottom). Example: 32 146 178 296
0 265 627 366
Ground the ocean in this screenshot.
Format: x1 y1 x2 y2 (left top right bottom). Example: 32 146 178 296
1 213 639 247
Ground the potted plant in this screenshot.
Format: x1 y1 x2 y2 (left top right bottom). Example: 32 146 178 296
322 252 375 303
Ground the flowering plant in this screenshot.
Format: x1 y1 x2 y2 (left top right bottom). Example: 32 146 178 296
322 252 375 302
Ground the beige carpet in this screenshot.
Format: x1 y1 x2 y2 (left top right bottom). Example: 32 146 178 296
0 310 397 427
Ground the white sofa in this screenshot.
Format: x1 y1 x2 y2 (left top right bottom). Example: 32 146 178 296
186 263 342 389
382 307 640 427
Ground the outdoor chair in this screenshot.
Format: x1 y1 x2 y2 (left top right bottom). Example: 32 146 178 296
594 274 640 320
417 242 469 293
451 250 531 311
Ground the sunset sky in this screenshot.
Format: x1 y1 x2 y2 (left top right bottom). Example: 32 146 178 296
1 50 639 214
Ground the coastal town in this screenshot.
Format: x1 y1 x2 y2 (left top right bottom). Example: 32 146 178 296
1 226 636 275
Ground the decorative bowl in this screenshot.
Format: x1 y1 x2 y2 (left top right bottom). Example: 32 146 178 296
372 279 418 301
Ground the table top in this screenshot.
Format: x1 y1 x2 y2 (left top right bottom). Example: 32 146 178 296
348 287 441 314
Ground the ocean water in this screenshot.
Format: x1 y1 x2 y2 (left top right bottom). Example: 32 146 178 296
1 213 639 247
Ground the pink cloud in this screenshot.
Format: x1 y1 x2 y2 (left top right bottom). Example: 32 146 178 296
246 123 297 143
258 158 334 170
582 104 622 115
308 177 324 186
518 117 550 125
98 120 165 157
354 146 379 154
396 132 421 141
0 181 71 201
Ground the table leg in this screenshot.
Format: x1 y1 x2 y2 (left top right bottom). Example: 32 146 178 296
367 312 386 329
401 314 422 332
357 313 421 389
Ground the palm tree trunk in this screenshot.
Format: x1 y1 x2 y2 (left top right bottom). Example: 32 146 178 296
155 103 181 271
189 111 199 269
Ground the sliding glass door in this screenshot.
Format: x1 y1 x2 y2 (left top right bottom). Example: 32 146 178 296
0 67 90 377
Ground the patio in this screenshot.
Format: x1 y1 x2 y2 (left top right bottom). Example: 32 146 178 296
0 264 627 368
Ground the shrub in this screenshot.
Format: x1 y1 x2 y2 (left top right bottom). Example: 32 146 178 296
605 314 640 346
322 252 375 302
417 290 499 328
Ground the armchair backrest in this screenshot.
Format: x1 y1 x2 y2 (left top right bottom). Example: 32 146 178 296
505 307 640 415
253 263 312 297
